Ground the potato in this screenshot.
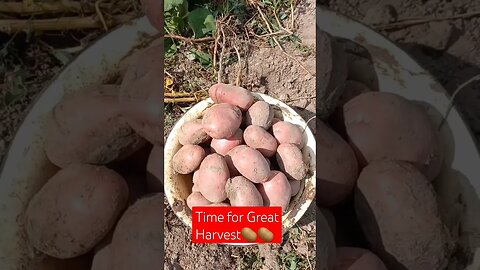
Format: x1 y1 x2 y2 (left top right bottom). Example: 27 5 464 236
119 45 163 145
231 146 270 183
289 179 302 197
271 121 305 148
25 164 128 258
257 171 291 212
187 192 212 209
142 0 162 31
317 210 337 270
339 80 372 106
355 160 450 270
316 120 358 206
321 208 336 236
258 227 274 242
92 245 112 270
210 202 230 206
276 144 307 181
146 145 163 192
178 119 210 145
224 145 248 176
31 254 92 270
172 144 206 174
211 129 243 156
241 227 257 242
202 103 243 139
45 85 145 168
245 101 274 129
343 92 443 180
243 125 278 157
192 183 200 193
226 176 264 206
334 247 387 270
317 29 348 119
197 154 230 202
110 194 163 270
208 83 254 111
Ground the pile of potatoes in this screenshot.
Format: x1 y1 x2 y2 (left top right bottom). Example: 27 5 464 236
171 83 309 213
316 29 452 270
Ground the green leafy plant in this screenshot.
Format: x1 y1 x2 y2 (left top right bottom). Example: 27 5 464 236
188 8 216 38
164 0 189 34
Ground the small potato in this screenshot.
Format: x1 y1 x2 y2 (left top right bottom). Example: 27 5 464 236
92 245 112 270
209 83 254 111
257 171 291 212
211 129 243 156
258 227 274 242
225 145 248 176
334 247 387 270
110 194 163 270
276 144 307 181
197 154 230 202
231 146 270 183
178 119 210 145
226 176 264 206
187 192 212 209
289 179 301 197
25 164 128 258
202 104 242 139
241 227 257 242
172 145 206 174
272 121 305 148
243 125 278 157
146 145 163 192
245 101 274 129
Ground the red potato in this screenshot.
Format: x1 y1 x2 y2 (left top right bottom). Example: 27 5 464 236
45 85 145 168
210 129 243 156
187 192 212 209
172 144 206 174
257 171 291 212
245 101 274 129
92 245 112 270
355 161 450 270
272 121 305 148
243 125 278 158
110 194 163 270
343 92 443 180
202 103 243 139
316 120 358 207
231 146 270 183
196 154 230 202
208 83 254 111
119 44 163 145
192 170 199 183
334 247 387 270
224 145 248 176
25 164 128 259
276 144 307 181
142 0 162 32
178 119 210 145
192 183 200 192
289 179 301 197
226 176 263 206
146 145 163 192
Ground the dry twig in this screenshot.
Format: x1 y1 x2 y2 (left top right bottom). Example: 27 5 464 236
217 23 227 84
164 34 215 43
95 0 108 32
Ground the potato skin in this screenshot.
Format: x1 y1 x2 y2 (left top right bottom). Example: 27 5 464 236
92 245 112 270
211 129 243 156
202 103 242 139
146 145 163 192
196 154 230 202
178 119 210 145
45 85 145 168
208 83 254 111
289 180 301 197
172 144 206 174
276 144 307 181
317 211 337 270
245 101 274 129
339 80 372 106
334 247 387 270
243 125 278 158
271 121 305 148
25 164 129 259
344 92 443 180
257 171 291 212
355 160 450 270
224 145 248 176
187 192 212 209
231 146 270 183
226 176 263 206
316 120 358 206
110 194 163 270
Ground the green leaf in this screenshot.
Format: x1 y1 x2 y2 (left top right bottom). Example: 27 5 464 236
187 8 216 38
164 0 187 12
188 49 212 66
164 39 178 58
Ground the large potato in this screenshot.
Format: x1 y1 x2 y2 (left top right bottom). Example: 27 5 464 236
231 146 270 183
271 121 305 148
172 144 206 174
178 119 210 145
334 247 387 270
316 120 358 206
355 160 451 270
208 83 254 111
226 176 263 206
146 145 163 192
257 171 291 212
196 153 230 202
110 194 163 270
202 103 242 139
343 92 443 180
276 144 307 181
243 125 278 157
25 164 128 258
224 145 248 176
45 85 145 168
211 129 243 156
119 44 163 145
245 101 274 129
